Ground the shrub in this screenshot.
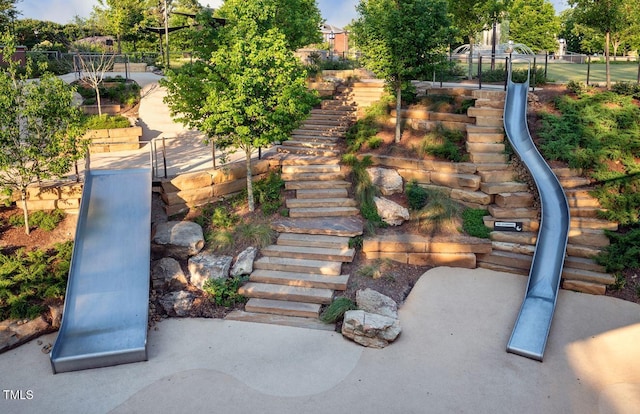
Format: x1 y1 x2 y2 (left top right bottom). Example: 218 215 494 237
235 223 275 248
8 209 65 232
566 80 586 94
0 241 73 320
462 209 491 238
253 171 285 216
596 227 640 273
83 114 131 130
611 81 640 98
203 276 248 307
320 297 357 323
418 125 467 162
413 188 465 235
406 180 428 210
342 155 385 231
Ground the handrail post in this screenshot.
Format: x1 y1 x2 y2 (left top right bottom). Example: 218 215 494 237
162 136 167 178
587 55 591 86
478 55 483 90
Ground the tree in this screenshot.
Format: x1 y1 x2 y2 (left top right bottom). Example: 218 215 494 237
216 0 322 51
570 0 626 88
0 36 87 234
94 0 145 53
352 0 451 143
449 0 494 79
507 0 559 53
0 0 19 33
162 9 318 212
75 51 116 116
558 8 603 55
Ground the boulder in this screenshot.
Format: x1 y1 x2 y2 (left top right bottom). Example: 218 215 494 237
356 288 398 319
159 291 194 317
342 310 402 348
231 247 258 277
188 252 233 289
152 221 204 260
367 167 403 195
374 196 409 226
152 258 189 291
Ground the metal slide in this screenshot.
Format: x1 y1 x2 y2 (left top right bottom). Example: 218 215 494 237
50 168 152 373
503 66 570 361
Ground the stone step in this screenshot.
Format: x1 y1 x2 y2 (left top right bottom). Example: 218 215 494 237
471 152 509 164
466 124 503 135
484 216 539 232
296 188 348 199
488 205 538 219
244 298 322 318
568 228 610 247
289 206 360 218
225 310 334 330
491 241 536 255
277 233 350 249
475 162 512 172
477 250 532 270
310 108 356 117
561 280 607 295
564 256 607 273
489 242 607 273
478 170 517 183
495 192 534 208
566 244 604 259
570 217 618 231
473 98 506 109
466 142 506 153
481 181 529 194
290 135 341 143
261 244 355 262
477 262 528 276
292 128 344 137
562 267 615 286
468 107 504 118
301 123 348 131
285 180 352 190
282 164 341 174
278 155 341 166
286 198 357 208
466 130 505 144
277 146 341 157
271 216 364 237
565 194 601 208
281 172 346 181
472 89 506 100
552 167 583 177
558 176 591 188
474 117 504 128
570 207 602 218
428 86 475 97
239 282 334 304
254 256 342 275
430 172 481 190
305 117 350 126
490 229 610 251
250 269 349 290
321 101 357 111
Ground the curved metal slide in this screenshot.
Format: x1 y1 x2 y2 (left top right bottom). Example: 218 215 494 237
503 68 570 361
50 168 152 373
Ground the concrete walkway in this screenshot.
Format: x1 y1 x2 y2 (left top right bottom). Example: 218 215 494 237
1 267 638 413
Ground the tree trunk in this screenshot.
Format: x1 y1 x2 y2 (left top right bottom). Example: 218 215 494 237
468 38 474 80
395 81 402 143
605 31 611 89
96 87 102 116
20 191 30 235
245 147 255 212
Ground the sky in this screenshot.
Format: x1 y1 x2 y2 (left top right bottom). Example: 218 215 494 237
18 0 569 30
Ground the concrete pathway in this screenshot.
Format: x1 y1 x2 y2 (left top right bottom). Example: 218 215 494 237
1 267 638 413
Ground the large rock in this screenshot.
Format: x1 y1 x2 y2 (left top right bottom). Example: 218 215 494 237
188 252 233 289
342 310 402 348
152 221 204 260
152 258 189 291
159 291 194 317
231 247 258 277
367 167 403 195
356 288 398 319
374 196 410 226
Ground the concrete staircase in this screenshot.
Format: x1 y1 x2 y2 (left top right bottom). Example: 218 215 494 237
467 90 616 295
227 91 364 329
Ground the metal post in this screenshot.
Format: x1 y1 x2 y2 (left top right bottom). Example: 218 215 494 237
544 52 548 80
162 136 167 178
587 55 591 86
164 0 170 70
478 55 483 90
532 57 537 92
504 57 509 91
637 57 640 84
258 147 262 159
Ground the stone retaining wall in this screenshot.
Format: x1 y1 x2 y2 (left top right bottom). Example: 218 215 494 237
160 158 281 215
85 126 142 153
20 182 84 213
112 62 148 72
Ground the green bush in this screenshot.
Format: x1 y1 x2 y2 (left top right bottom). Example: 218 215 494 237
253 171 285 216
342 155 385 231
0 241 73 320
8 209 65 232
462 209 491 239
83 114 131 130
202 276 249 307
418 125 467 162
596 227 640 273
611 81 640 98
320 297 357 323
406 180 428 210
